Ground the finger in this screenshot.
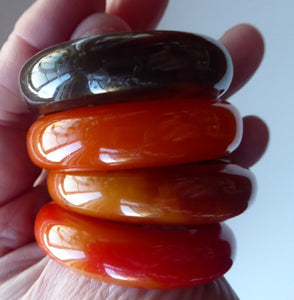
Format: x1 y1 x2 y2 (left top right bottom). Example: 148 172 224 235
226 116 269 167
71 12 131 39
0 0 106 117
220 24 264 99
0 247 48 299
15 0 105 50
0 126 40 205
0 243 45 284
0 186 50 256
106 0 169 30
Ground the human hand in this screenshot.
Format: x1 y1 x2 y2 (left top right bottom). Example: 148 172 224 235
0 0 268 299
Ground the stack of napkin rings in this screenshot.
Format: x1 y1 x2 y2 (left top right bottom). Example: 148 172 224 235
19 31 256 289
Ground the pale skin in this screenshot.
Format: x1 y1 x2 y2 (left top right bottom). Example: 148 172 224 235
0 0 268 299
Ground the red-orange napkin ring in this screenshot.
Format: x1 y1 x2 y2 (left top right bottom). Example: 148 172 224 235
35 202 236 289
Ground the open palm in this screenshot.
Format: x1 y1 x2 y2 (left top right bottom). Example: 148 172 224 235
0 0 268 299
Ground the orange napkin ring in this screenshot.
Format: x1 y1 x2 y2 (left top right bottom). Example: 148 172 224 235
27 98 242 170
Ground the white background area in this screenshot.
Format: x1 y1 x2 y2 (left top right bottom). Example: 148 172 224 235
0 1 293 299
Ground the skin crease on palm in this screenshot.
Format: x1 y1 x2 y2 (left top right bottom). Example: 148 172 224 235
0 0 269 299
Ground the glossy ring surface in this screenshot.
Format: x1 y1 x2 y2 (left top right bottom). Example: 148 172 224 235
19 31 233 114
27 98 242 170
48 162 255 224
35 202 236 289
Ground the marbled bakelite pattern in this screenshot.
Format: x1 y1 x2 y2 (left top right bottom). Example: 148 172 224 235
35 202 236 289
48 162 256 224
19 31 232 114
27 98 242 170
